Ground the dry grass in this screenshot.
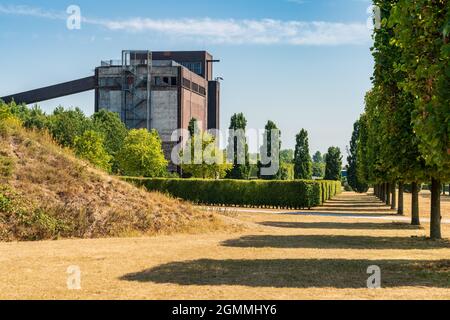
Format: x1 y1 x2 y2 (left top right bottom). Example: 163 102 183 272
0 123 232 241
401 190 450 219
1 192 449 300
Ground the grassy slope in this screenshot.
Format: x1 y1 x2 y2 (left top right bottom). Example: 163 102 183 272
0 121 229 241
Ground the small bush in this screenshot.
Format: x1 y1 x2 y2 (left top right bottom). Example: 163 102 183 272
123 178 341 209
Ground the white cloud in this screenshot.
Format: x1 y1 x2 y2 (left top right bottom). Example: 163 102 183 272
0 4 371 46
0 4 64 20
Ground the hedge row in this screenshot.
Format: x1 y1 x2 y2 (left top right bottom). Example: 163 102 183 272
123 178 342 209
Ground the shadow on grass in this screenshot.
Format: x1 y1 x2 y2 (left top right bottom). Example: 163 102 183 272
120 259 450 288
322 203 388 207
259 221 422 231
313 207 396 213
221 235 450 250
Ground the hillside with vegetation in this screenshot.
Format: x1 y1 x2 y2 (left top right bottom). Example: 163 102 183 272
0 104 227 241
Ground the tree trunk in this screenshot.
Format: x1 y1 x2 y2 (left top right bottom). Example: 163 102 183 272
385 183 391 206
430 178 442 240
398 182 404 215
391 182 396 210
411 182 420 226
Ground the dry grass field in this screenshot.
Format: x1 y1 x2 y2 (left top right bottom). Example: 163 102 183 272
0 192 449 300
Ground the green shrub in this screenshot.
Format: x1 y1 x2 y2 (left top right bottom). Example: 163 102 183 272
123 178 341 209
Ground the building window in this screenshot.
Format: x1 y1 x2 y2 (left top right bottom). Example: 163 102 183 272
171 77 178 86
181 62 203 76
191 82 199 93
163 77 170 85
183 78 191 89
155 76 162 86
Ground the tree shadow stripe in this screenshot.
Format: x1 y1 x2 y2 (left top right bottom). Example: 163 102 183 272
221 235 450 250
120 259 450 288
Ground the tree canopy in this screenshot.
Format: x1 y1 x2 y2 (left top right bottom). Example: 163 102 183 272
294 129 312 180
116 129 168 177
324 147 342 181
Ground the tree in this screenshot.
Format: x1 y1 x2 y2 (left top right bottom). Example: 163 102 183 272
390 0 450 238
117 129 168 177
312 151 325 178
280 149 294 164
324 147 342 181
73 130 112 172
188 118 200 137
226 113 250 179
294 129 312 180
92 110 128 172
347 120 369 193
258 120 281 180
48 107 92 147
313 151 323 164
181 122 231 179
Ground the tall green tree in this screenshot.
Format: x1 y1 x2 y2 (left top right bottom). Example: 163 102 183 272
294 129 312 180
188 118 200 137
312 151 325 178
92 110 128 172
324 147 342 181
347 120 369 193
73 130 112 172
117 129 168 177
280 150 294 164
226 113 250 180
258 120 281 180
181 122 231 179
312 151 323 164
48 107 93 148
389 0 450 238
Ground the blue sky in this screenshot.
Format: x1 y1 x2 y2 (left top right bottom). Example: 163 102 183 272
0 0 374 158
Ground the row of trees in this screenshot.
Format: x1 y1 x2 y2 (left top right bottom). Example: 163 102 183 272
4 102 168 177
352 0 449 239
4 100 345 183
217 113 343 181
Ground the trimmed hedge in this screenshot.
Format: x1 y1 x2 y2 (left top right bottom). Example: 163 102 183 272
123 178 342 209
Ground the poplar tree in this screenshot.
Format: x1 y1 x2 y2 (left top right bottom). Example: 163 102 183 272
226 113 250 180
294 129 312 180
324 147 342 181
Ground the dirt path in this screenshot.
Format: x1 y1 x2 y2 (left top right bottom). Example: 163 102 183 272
0 192 449 300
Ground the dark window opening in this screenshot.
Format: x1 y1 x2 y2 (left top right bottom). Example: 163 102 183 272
171 77 178 86
183 78 191 89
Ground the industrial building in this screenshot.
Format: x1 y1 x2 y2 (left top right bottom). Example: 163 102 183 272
1 50 221 170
